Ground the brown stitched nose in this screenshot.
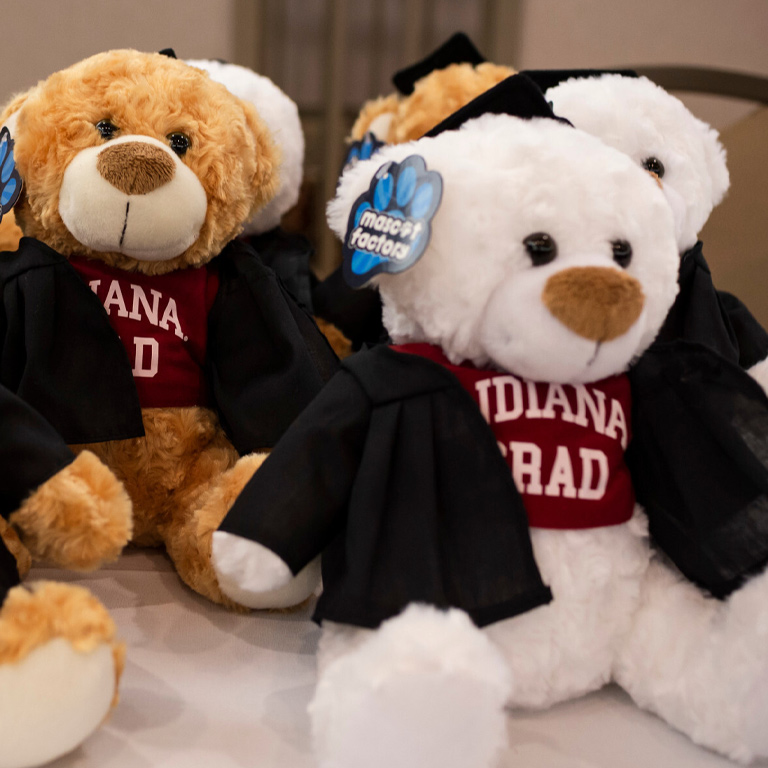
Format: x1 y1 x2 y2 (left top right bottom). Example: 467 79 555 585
97 142 175 195
542 266 645 342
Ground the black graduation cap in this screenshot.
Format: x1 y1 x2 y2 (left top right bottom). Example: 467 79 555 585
522 68 638 94
425 73 571 138
392 32 486 96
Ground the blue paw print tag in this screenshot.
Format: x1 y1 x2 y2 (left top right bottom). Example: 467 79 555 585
0 126 23 221
342 155 443 288
340 131 385 178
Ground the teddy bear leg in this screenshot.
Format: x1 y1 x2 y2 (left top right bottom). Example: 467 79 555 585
485 518 651 709
163 451 309 609
310 604 511 768
0 582 124 768
615 557 768 763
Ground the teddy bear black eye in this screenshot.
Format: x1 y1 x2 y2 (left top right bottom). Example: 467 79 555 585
523 232 558 266
642 156 665 179
96 120 119 140
167 132 190 156
612 240 633 268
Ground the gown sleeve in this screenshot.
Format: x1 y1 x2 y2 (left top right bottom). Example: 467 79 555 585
0 383 75 522
216 368 371 573
207 240 339 454
628 341 768 597
0 383 76 605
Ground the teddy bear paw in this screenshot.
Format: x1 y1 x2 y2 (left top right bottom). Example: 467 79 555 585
10 450 132 570
311 604 511 768
0 582 124 768
211 531 320 609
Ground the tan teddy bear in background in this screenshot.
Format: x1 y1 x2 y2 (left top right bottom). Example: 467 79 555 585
0 49 336 612
314 33 514 349
349 32 513 144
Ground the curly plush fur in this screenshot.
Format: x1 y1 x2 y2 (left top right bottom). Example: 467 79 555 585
0 49 298 611
0 211 22 252
3 50 278 276
350 62 514 144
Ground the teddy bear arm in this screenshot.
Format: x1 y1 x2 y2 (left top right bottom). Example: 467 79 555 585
213 369 371 598
0 383 75 517
0 385 132 570
206 242 340 454
716 288 768 371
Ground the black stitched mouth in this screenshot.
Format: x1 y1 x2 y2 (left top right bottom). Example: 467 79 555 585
586 341 602 367
119 201 130 247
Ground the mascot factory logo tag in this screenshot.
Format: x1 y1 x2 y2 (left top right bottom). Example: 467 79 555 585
0 126 23 220
340 131 384 176
343 155 443 288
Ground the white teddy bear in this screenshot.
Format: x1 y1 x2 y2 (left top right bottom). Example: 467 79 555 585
212 75 768 767
544 71 768 389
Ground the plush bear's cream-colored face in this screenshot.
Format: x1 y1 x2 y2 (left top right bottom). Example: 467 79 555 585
0 50 278 274
329 114 680 384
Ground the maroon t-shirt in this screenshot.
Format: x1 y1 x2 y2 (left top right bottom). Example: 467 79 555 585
69 256 219 408
392 343 635 529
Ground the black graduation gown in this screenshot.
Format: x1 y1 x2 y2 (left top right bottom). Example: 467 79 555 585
654 241 768 368
219 345 553 630
311 265 387 351
242 227 316 313
627 243 768 598
0 383 75 605
0 237 339 453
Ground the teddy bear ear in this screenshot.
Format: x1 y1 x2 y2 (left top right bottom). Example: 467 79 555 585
392 32 486 96
240 101 281 215
1 88 34 137
349 94 400 142
699 121 730 207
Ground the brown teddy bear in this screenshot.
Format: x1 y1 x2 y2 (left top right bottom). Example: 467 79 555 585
349 32 513 145
0 48 337 611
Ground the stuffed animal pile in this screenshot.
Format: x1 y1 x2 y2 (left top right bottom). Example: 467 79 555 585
4 35 768 768
210 74 768 768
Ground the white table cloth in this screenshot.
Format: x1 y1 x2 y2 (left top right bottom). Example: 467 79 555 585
31 548 765 768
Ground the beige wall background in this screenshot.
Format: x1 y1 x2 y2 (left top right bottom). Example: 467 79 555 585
2 0 767 319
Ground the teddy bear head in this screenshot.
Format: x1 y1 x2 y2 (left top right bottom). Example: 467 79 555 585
546 74 730 253
0 49 279 274
350 61 515 146
329 100 680 384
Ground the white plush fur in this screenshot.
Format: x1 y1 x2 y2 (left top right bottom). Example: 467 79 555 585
311 605 511 768
187 59 304 235
226 110 768 765
0 639 116 768
211 530 320 609
329 113 679 384
615 557 768 763
547 74 730 253
323 112 768 764
59 134 207 261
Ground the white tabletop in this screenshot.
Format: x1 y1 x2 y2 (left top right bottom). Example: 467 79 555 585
30 548 764 768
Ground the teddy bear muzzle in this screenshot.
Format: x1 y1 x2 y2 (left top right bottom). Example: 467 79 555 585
542 266 645 342
97 141 176 196
58 134 208 262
